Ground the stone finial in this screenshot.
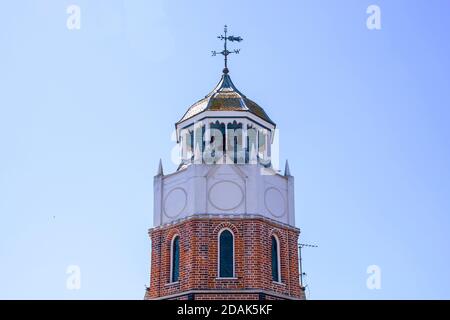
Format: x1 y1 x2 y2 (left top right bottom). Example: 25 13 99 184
284 159 291 176
157 159 164 176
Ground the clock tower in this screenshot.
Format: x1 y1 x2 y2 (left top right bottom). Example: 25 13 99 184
145 27 304 300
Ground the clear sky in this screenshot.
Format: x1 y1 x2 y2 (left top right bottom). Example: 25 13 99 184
1 0 449 299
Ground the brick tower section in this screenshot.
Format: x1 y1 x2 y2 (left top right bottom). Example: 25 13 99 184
145 215 304 300
145 66 305 300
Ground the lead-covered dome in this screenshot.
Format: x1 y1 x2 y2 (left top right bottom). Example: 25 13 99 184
177 72 275 126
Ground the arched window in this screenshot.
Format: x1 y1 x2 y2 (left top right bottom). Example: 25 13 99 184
218 229 234 278
170 235 180 282
271 235 281 282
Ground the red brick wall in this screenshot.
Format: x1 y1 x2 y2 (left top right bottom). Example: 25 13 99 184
145 217 303 300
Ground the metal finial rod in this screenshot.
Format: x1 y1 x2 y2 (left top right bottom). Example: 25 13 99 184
212 25 243 73
224 25 228 69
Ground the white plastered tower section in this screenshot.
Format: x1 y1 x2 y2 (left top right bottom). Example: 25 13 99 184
153 71 295 229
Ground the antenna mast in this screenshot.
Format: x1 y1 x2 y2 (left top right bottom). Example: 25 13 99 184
298 243 318 290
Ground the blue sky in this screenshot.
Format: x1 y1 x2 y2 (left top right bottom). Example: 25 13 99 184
1 0 449 299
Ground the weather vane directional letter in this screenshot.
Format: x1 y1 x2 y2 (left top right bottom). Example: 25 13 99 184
212 25 243 74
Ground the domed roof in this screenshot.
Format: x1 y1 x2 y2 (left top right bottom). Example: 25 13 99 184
177 72 275 126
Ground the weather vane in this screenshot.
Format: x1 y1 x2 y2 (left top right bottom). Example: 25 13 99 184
212 25 243 74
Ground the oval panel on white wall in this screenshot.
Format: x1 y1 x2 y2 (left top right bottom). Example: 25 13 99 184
208 180 244 211
264 187 286 218
164 188 187 218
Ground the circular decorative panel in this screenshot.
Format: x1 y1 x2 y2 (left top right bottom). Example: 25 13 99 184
164 188 187 218
264 187 286 218
208 180 244 211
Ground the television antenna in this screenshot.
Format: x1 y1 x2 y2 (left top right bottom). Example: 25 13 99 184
298 243 318 290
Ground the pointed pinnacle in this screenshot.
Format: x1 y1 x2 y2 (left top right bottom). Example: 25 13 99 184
157 159 164 176
284 160 291 176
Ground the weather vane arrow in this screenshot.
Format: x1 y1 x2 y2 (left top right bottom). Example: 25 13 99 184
212 25 243 74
